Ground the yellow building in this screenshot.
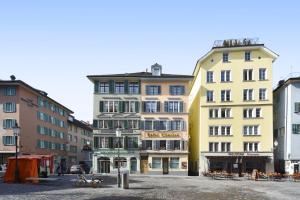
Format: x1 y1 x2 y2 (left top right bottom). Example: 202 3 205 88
189 38 278 175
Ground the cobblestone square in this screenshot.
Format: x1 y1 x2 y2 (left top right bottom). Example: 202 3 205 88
1 175 300 200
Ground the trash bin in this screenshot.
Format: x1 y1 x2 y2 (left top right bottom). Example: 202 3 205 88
121 173 129 189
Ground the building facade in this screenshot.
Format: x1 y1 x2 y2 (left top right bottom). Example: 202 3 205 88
274 76 300 174
139 64 192 175
67 115 93 166
88 64 192 175
88 73 141 174
0 78 73 170
189 38 278 175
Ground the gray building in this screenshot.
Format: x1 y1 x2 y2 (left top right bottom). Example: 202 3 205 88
274 76 300 174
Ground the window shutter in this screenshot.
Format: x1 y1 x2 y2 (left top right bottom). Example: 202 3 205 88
119 101 123 113
158 86 161 95
109 80 115 94
109 137 113 148
3 120 6 129
180 102 184 112
3 103 6 112
157 102 160 112
12 103 16 112
164 102 168 112
146 86 149 95
124 80 129 94
99 101 104 112
181 121 186 131
140 121 144 130
169 86 172 95
108 120 113 129
124 136 128 149
138 80 141 94
93 120 98 128
142 102 146 112
182 86 185 95
135 102 139 112
94 81 99 93
142 141 146 150
124 120 128 129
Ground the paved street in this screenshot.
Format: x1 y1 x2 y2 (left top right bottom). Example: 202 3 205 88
1 175 300 200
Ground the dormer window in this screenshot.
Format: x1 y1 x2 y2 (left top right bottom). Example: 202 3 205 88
151 63 162 76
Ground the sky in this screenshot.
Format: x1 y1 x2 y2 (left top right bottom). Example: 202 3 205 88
0 0 300 122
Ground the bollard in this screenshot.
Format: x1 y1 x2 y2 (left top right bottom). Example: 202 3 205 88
121 173 129 189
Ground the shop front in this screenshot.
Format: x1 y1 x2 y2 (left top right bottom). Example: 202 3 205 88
93 150 140 174
200 152 274 174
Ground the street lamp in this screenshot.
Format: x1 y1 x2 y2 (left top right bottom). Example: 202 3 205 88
13 122 20 183
116 127 122 188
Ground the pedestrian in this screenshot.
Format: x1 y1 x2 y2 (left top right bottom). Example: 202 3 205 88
57 165 61 176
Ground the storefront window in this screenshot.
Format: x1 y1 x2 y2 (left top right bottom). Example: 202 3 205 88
114 157 127 168
152 157 161 169
170 158 179 169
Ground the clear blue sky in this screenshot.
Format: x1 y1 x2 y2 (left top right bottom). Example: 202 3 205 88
1 0 299 121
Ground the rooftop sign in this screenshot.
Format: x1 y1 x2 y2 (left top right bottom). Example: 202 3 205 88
213 38 261 48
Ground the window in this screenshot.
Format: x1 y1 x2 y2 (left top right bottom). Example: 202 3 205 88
99 82 109 93
221 70 231 82
221 142 231 152
2 136 15 146
221 126 231 135
127 137 138 149
146 85 161 95
4 87 16 96
171 120 182 130
295 102 300 113
223 53 229 62
152 157 161 169
129 82 139 94
221 108 231 118
259 68 266 80
243 89 253 101
3 102 16 113
244 142 259 152
142 140 152 150
159 121 168 130
243 126 260 135
221 90 231 102
170 86 185 95
207 90 214 102
259 89 267 100
2 119 17 129
144 101 159 113
207 71 214 83
292 124 300 134
209 126 231 136
114 157 127 168
243 69 253 81
245 51 251 61
170 157 180 169
115 82 125 94
164 101 183 113
243 108 261 118
145 120 153 130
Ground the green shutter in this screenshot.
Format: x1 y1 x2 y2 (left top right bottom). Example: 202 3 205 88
94 81 99 93
135 102 139 112
119 101 124 113
124 80 129 94
164 102 169 112
3 120 6 129
99 101 104 112
124 136 128 149
109 80 115 94
124 120 128 129
180 102 184 112
108 120 113 129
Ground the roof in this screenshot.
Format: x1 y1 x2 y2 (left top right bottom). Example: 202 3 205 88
273 76 300 93
0 80 73 113
68 117 93 131
87 71 193 80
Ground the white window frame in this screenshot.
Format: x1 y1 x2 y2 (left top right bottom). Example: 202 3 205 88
221 90 231 102
221 70 231 82
243 69 253 81
206 71 214 83
259 88 267 100
259 68 267 80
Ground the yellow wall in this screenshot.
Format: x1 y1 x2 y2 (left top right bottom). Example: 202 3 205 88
189 47 276 174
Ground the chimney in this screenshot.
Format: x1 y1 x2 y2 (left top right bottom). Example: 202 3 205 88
10 75 16 81
151 63 162 76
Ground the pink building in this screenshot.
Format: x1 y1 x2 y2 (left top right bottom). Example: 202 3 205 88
0 77 73 170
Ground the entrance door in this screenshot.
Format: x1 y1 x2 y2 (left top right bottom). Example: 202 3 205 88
140 156 148 173
98 157 110 173
294 164 299 173
162 158 169 174
130 157 137 173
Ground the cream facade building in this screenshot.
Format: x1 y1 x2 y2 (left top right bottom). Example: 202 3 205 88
189 39 278 175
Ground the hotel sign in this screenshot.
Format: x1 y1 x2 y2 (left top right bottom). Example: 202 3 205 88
146 132 181 138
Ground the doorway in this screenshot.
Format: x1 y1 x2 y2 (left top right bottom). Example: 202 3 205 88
130 157 137 173
294 164 299 173
162 158 169 174
98 157 110 173
140 156 148 173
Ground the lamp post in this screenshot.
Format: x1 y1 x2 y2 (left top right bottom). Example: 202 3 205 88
13 122 20 183
116 128 122 188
